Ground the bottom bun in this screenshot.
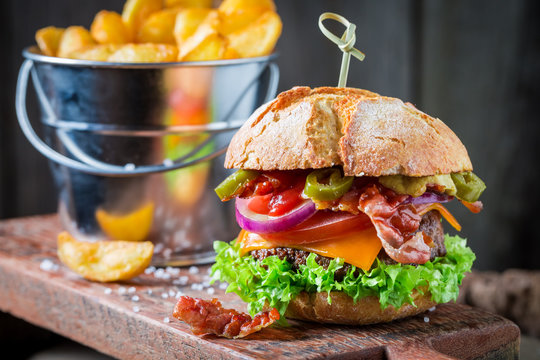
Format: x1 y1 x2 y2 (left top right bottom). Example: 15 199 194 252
285 289 436 325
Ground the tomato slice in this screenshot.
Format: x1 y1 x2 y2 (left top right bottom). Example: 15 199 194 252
247 181 305 217
247 194 272 215
262 210 373 245
267 183 304 216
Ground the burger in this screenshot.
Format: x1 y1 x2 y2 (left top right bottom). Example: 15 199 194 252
210 86 484 325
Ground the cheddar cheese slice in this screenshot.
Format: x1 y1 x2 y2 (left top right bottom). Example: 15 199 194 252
418 203 461 231
237 227 382 272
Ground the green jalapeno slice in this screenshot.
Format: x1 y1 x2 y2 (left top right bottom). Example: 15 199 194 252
303 169 354 201
215 169 260 201
450 172 486 203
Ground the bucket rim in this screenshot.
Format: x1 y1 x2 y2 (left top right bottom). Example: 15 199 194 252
22 46 278 68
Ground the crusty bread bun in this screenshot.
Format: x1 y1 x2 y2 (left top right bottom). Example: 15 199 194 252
225 86 472 177
285 289 436 325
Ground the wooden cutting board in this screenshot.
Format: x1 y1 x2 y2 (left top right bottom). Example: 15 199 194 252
0 215 519 360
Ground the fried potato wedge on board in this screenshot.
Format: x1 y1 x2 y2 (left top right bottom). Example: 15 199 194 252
35 26 65 56
57 232 153 282
91 10 132 44
165 0 212 8
137 8 179 44
57 26 96 58
67 45 122 61
108 43 178 62
122 0 163 38
227 11 281 57
95 202 155 241
173 8 213 46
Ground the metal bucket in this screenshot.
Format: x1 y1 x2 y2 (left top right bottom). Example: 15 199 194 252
16 46 279 266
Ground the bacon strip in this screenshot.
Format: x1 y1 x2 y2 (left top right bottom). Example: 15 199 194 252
173 296 279 339
358 184 432 264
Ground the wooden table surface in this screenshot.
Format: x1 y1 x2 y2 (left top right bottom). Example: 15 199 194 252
0 215 520 360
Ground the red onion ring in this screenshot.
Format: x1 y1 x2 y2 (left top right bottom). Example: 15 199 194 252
402 191 454 206
235 197 317 233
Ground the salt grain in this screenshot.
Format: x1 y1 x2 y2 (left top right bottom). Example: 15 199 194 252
168 289 176 297
154 243 164 254
147 289 153 295
163 158 173 167
124 163 136 171
172 275 189 286
188 266 199 274
166 266 180 275
104 288 112 295
128 286 136 294
133 306 140 313
161 293 169 299
191 283 205 291
424 316 430 323
40 259 58 272
175 291 183 299
118 287 127 295
219 282 228 290
144 266 156 274
154 268 165 278
163 317 170 323
207 288 215 295
131 295 140 302
428 306 436 312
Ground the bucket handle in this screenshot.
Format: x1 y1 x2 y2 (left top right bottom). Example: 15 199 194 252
15 59 279 177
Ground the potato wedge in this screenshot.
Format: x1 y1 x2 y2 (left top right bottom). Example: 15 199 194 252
57 26 96 58
108 43 178 62
173 8 213 46
227 11 281 58
178 13 230 61
67 45 122 61
137 8 179 44
122 0 163 38
179 35 228 61
165 0 212 8
57 232 153 282
218 0 276 35
218 8 265 36
35 26 65 57
218 0 276 15
95 202 154 241
222 45 239 59
91 10 132 44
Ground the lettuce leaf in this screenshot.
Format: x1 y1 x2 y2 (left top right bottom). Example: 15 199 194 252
211 235 475 317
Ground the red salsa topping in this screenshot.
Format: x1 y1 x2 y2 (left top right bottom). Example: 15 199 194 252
244 171 307 217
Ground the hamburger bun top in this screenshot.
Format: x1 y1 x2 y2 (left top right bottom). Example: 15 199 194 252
225 86 472 177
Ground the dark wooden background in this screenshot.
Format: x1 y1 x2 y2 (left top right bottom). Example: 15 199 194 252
0 0 539 271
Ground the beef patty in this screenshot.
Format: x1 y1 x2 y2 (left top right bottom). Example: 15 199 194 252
251 211 445 280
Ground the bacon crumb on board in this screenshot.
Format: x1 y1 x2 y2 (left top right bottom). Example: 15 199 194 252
172 296 280 339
